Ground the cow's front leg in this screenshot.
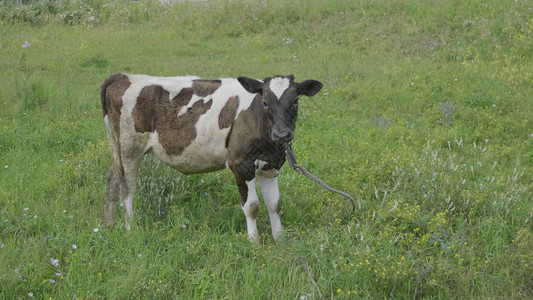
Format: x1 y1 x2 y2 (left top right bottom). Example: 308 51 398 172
258 175 283 241
230 162 260 244
242 179 260 244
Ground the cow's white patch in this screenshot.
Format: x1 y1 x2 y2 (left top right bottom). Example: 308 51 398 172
243 180 260 243
255 159 268 170
148 126 229 174
104 115 111 126
269 77 290 99
122 191 135 231
255 160 280 177
220 78 256 115
122 74 198 113
175 116 230 173
259 176 283 240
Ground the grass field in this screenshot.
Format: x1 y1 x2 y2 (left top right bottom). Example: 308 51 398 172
0 0 532 298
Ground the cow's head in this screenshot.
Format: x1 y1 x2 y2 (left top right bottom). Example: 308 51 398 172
238 75 323 143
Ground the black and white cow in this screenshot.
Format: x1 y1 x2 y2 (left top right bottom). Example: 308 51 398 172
101 73 322 243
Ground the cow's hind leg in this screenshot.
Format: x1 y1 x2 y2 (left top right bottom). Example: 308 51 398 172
104 167 120 228
259 175 283 241
120 151 143 231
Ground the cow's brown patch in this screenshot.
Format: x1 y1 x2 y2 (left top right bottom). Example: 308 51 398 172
218 96 239 129
275 199 281 214
226 94 285 181
103 74 131 139
226 95 265 154
192 80 221 97
226 95 266 179
161 97 213 156
132 85 158 133
132 85 213 156
249 201 259 219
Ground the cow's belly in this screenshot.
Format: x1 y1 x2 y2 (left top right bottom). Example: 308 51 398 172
148 127 230 175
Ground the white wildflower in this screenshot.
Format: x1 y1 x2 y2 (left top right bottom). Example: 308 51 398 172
50 258 60 267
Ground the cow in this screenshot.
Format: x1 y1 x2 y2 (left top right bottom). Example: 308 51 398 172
100 73 323 243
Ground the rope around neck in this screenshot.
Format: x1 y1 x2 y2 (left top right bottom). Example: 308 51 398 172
284 142 356 215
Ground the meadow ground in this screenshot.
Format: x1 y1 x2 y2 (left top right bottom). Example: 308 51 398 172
0 0 532 298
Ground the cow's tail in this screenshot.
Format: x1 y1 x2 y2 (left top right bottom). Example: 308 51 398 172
101 73 124 116
101 74 125 181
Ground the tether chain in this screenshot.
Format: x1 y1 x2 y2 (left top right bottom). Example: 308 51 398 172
284 142 356 215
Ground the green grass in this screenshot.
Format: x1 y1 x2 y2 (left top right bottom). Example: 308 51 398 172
1 0 532 298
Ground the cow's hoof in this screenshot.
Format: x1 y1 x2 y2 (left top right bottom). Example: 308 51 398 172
103 220 114 229
249 234 261 245
272 231 286 243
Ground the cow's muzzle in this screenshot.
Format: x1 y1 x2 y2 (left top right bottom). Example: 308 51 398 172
272 129 294 143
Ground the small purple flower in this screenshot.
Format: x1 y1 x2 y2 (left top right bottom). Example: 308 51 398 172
530 133 533 139
22 41 30 48
71 244 77 250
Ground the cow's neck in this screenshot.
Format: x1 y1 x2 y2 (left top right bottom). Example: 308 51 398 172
256 101 286 168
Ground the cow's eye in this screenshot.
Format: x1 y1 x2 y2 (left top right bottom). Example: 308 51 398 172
262 100 268 108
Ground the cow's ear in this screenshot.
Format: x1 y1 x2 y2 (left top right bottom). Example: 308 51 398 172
297 80 323 97
238 77 263 95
